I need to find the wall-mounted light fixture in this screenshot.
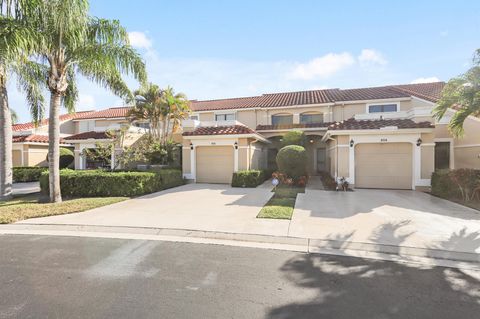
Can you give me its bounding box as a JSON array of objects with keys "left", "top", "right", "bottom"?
[
  {"left": 350, "top": 139, "right": 354, "bottom": 147},
  {"left": 190, "top": 142, "right": 193, "bottom": 150},
  {"left": 309, "top": 139, "right": 314, "bottom": 144},
  {"left": 416, "top": 138, "right": 422, "bottom": 147},
  {"left": 234, "top": 142, "right": 238, "bottom": 150}
]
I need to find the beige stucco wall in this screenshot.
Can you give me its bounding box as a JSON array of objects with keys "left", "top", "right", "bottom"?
[
  {"left": 199, "top": 112, "right": 214, "bottom": 121},
  {"left": 236, "top": 110, "right": 257, "bottom": 128},
  {"left": 25, "top": 145, "right": 49, "bottom": 167},
  {"left": 326, "top": 139, "right": 337, "bottom": 177},
  {"left": 12, "top": 150, "right": 22, "bottom": 167},
  {"left": 421, "top": 146, "right": 435, "bottom": 179}
]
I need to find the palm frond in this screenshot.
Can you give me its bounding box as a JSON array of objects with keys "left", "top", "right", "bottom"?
[{"left": 63, "top": 67, "right": 78, "bottom": 112}]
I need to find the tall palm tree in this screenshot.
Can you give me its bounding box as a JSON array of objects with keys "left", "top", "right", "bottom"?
[
  {"left": 31, "top": 0, "right": 147, "bottom": 202},
  {"left": 0, "top": 0, "right": 45, "bottom": 201},
  {"left": 164, "top": 86, "right": 190, "bottom": 143},
  {"left": 433, "top": 49, "right": 480, "bottom": 137},
  {"left": 128, "top": 83, "right": 167, "bottom": 141}
]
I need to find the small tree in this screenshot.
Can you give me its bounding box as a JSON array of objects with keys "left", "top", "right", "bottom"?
[
  {"left": 276, "top": 145, "right": 307, "bottom": 179},
  {"left": 282, "top": 130, "right": 306, "bottom": 147}
]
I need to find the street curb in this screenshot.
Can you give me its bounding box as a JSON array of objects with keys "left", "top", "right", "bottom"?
[{"left": 1, "top": 223, "right": 479, "bottom": 270}]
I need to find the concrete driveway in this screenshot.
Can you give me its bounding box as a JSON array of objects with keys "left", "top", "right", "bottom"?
[
  {"left": 19, "top": 183, "right": 290, "bottom": 236},
  {"left": 289, "top": 189, "right": 480, "bottom": 255}
]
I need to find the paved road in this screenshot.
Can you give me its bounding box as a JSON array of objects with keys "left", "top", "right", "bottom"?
[{"left": 1, "top": 235, "right": 479, "bottom": 319}]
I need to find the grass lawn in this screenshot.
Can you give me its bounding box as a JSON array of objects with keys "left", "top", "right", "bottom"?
[
  {"left": 0, "top": 194, "right": 127, "bottom": 224},
  {"left": 257, "top": 197, "right": 296, "bottom": 219}
]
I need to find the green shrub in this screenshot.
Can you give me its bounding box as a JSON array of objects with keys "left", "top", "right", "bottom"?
[
  {"left": 13, "top": 167, "right": 48, "bottom": 182},
  {"left": 431, "top": 169, "right": 480, "bottom": 202},
  {"left": 231, "top": 169, "right": 273, "bottom": 187},
  {"left": 282, "top": 130, "right": 305, "bottom": 147},
  {"left": 40, "top": 169, "right": 183, "bottom": 197},
  {"left": 276, "top": 145, "right": 307, "bottom": 179},
  {"left": 46, "top": 147, "right": 75, "bottom": 168}
]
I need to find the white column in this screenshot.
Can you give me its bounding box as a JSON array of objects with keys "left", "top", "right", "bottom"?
[
  {"left": 348, "top": 143, "right": 355, "bottom": 185},
  {"left": 190, "top": 146, "right": 196, "bottom": 181},
  {"left": 293, "top": 113, "right": 300, "bottom": 124},
  {"left": 234, "top": 145, "right": 239, "bottom": 172},
  {"left": 413, "top": 142, "right": 421, "bottom": 190}
]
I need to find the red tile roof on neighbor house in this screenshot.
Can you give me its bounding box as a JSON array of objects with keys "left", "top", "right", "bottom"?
[
  {"left": 183, "top": 125, "right": 256, "bottom": 136},
  {"left": 64, "top": 131, "right": 111, "bottom": 140},
  {"left": 12, "top": 134, "right": 67, "bottom": 144},
  {"left": 190, "top": 82, "right": 445, "bottom": 111},
  {"left": 12, "top": 111, "right": 95, "bottom": 132},
  {"left": 327, "top": 118, "right": 434, "bottom": 131},
  {"left": 73, "top": 106, "right": 132, "bottom": 120}
]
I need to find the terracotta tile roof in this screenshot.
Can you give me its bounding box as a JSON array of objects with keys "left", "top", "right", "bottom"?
[
  {"left": 183, "top": 125, "right": 256, "bottom": 136},
  {"left": 12, "top": 111, "right": 95, "bottom": 132},
  {"left": 389, "top": 82, "right": 445, "bottom": 103},
  {"left": 12, "top": 134, "right": 67, "bottom": 143},
  {"left": 64, "top": 131, "right": 111, "bottom": 140},
  {"left": 190, "top": 82, "right": 445, "bottom": 111},
  {"left": 73, "top": 106, "right": 132, "bottom": 119},
  {"left": 256, "top": 122, "right": 332, "bottom": 131},
  {"left": 327, "top": 118, "right": 434, "bottom": 131}
]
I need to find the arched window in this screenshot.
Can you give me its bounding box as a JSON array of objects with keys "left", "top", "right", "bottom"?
[
  {"left": 300, "top": 112, "right": 323, "bottom": 124},
  {"left": 271, "top": 113, "right": 293, "bottom": 125}
]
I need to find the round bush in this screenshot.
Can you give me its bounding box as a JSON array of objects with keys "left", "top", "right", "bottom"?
[
  {"left": 47, "top": 147, "right": 74, "bottom": 168},
  {"left": 276, "top": 145, "right": 307, "bottom": 179}
]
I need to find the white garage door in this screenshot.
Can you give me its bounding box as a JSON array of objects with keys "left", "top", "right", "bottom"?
[
  {"left": 355, "top": 143, "right": 412, "bottom": 190},
  {"left": 196, "top": 146, "right": 234, "bottom": 184}
]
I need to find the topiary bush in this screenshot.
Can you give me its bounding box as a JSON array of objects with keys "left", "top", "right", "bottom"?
[
  {"left": 40, "top": 169, "right": 183, "bottom": 197},
  {"left": 276, "top": 145, "right": 307, "bottom": 179},
  {"left": 59, "top": 147, "right": 75, "bottom": 168},
  {"left": 13, "top": 167, "right": 48, "bottom": 182},
  {"left": 281, "top": 130, "right": 306, "bottom": 147},
  {"left": 231, "top": 170, "right": 266, "bottom": 187}
]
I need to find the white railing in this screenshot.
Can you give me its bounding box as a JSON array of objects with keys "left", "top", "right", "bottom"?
[{"left": 354, "top": 111, "right": 408, "bottom": 120}]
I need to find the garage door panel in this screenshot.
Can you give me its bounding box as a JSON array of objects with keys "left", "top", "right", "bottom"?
[
  {"left": 196, "top": 146, "right": 234, "bottom": 184},
  {"left": 355, "top": 143, "right": 412, "bottom": 190}
]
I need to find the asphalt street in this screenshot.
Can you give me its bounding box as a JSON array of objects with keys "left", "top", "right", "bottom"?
[{"left": 0, "top": 234, "right": 479, "bottom": 318}]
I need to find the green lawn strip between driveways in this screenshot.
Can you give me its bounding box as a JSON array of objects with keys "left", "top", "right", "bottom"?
[
  {"left": 257, "top": 186, "right": 304, "bottom": 220},
  {"left": 0, "top": 194, "right": 127, "bottom": 224}
]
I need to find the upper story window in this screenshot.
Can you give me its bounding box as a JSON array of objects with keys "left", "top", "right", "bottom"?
[
  {"left": 272, "top": 114, "right": 293, "bottom": 125},
  {"left": 215, "top": 113, "right": 235, "bottom": 121},
  {"left": 300, "top": 113, "right": 323, "bottom": 124},
  {"left": 368, "top": 103, "right": 398, "bottom": 113},
  {"left": 132, "top": 122, "right": 150, "bottom": 129},
  {"left": 189, "top": 115, "right": 199, "bottom": 120}
]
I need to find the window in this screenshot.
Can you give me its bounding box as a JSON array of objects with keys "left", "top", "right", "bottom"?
[
  {"left": 435, "top": 142, "right": 450, "bottom": 170},
  {"left": 189, "top": 115, "right": 199, "bottom": 120},
  {"left": 215, "top": 113, "right": 235, "bottom": 121},
  {"left": 272, "top": 114, "right": 293, "bottom": 125},
  {"left": 368, "top": 103, "right": 398, "bottom": 113},
  {"left": 132, "top": 122, "right": 150, "bottom": 129},
  {"left": 300, "top": 113, "right": 323, "bottom": 124}
]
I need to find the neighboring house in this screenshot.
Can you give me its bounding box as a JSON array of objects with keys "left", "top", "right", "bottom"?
[
  {"left": 11, "top": 81, "right": 480, "bottom": 191},
  {"left": 181, "top": 82, "right": 480, "bottom": 190},
  {"left": 11, "top": 112, "right": 94, "bottom": 167}
]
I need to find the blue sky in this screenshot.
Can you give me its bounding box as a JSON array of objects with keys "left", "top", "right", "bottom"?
[{"left": 10, "top": 0, "right": 480, "bottom": 122}]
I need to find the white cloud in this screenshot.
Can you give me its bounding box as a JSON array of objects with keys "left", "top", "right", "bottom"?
[
  {"left": 77, "top": 94, "right": 96, "bottom": 111},
  {"left": 289, "top": 52, "right": 355, "bottom": 80},
  {"left": 358, "top": 49, "right": 388, "bottom": 66},
  {"left": 128, "top": 31, "right": 152, "bottom": 49},
  {"left": 410, "top": 77, "right": 440, "bottom": 84}
]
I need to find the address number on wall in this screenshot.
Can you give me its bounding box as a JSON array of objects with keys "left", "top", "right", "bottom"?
[{"left": 380, "top": 138, "right": 388, "bottom": 142}]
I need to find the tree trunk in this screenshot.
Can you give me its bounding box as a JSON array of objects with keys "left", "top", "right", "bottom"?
[
  {"left": 0, "top": 80, "right": 13, "bottom": 201},
  {"left": 48, "top": 92, "right": 62, "bottom": 203}
]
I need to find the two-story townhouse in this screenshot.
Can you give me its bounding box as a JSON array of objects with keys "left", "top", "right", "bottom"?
[{"left": 181, "top": 82, "right": 480, "bottom": 190}]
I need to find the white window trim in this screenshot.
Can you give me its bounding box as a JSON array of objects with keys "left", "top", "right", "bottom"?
[
  {"left": 434, "top": 138, "right": 454, "bottom": 169},
  {"left": 366, "top": 102, "right": 400, "bottom": 114},
  {"left": 214, "top": 111, "right": 236, "bottom": 121}
]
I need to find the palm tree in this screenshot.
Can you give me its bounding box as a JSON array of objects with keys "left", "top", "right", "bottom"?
[
  {"left": 128, "top": 83, "right": 167, "bottom": 141},
  {"left": 31, "top": 0, "right": 147, "bottom": 202},
  {"left": 163, "top": 86, "right": 190, "bottom": 143},
  {"left": 433, "top": 49, "right": 480, "bottom": 137},
  {"left": 0, "top": 0, "right": 45, "bottom": 200}
]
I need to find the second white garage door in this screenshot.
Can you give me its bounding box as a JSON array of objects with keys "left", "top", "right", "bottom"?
[
  {"left": 196, "top": 146, "right": 234, "bottom": 184},
  {"left": 355, "top": 143, "right": 413, "bottom": 190}
]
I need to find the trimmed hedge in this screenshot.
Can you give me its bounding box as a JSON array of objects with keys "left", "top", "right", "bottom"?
[
  {"left": 13, "top": 167, "right": 48, "bottom": 182},
  {"left": 431, "top": 169, "right": 480, "bottom": 202},
  {"left": 40, "top": 169, "right": 184, "bottom": 197},
  {"left": 231, "top": 169, "right": 272, "bottom": 188}
]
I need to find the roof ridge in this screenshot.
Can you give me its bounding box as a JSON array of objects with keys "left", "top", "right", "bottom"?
[{"left": 192, "top": 96, "right": 262, "bottom": 103}]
